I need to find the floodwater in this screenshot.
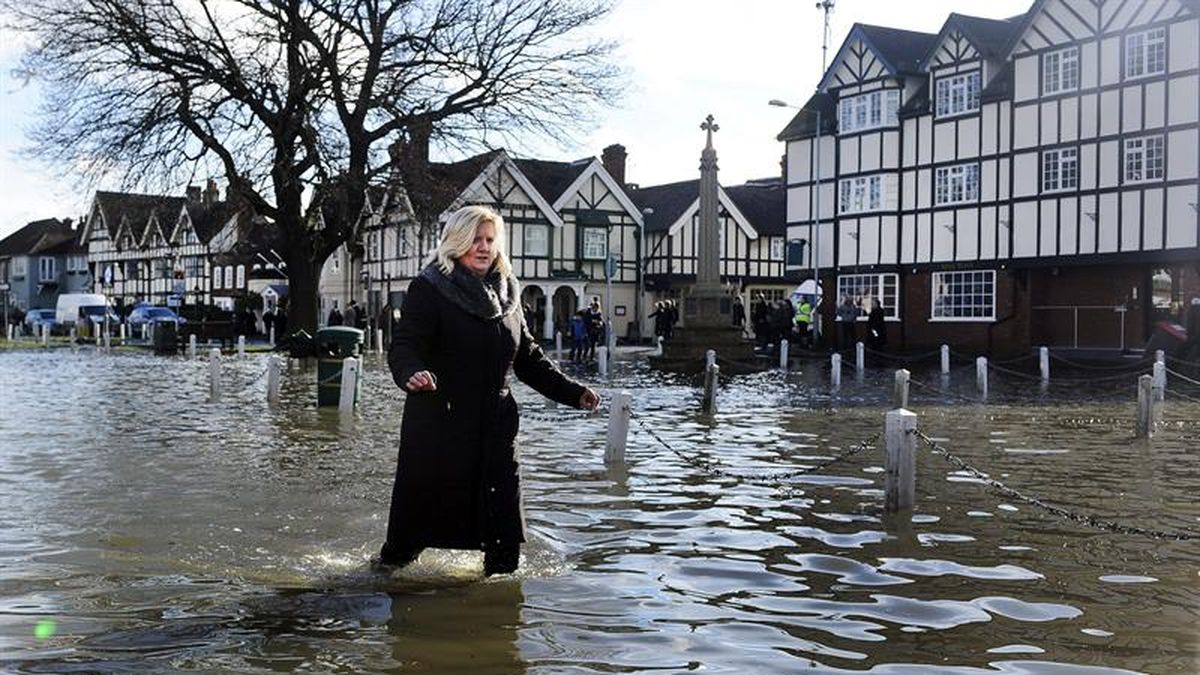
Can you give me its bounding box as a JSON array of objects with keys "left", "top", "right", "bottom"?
[{"left": 0, "top": 345, "right": 1197, "bottom": 673}]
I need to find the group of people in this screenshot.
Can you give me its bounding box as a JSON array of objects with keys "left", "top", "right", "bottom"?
[
  {"left": 326, "top": 299, "right": 367, "bottom": 329},
  {"left": 750, "top": 292, "right": 887, "bottom": 352},
  {"left": 648, "top": 299, "right": 679, "bottom": 340},
  {"left": 567, "top": 298, "right": 606, "bottom": 362}
]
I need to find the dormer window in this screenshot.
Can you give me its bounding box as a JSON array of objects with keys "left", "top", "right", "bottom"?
[
  {"left": 837, "top": 90, "right": 900, "bottom": 134},
  {"left": 1042, "top": 46, "right": 1079, "bottom": 95},
  {"left": 934, "top": 71, "right": 980, "bottom": 118}
]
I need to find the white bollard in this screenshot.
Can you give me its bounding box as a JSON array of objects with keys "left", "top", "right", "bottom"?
[
  {"left": 208, "top": 348, "right": 221, "bottom": 400},
  {"left": 856, "top": 341, "right": 864, "bottom": 374},
  {"left": 779, "top": 339, "right": 789, "bottom": 370},
  {"left": 1155, "top": 349, "right": 1165, "bottom": 365},
  {"left": 376, "top": 328, "right": 385, "bottom": 355},
  {"left": 338, "top": 356, "right": 360, "bottom": 416},
  {"left": 103, "top": 329, "right": 111, "bottom": 350},
  {"left": 894, "top": 369, "right": 910, "bottom": 409},
  {"left": 1040, "top": 346, "right": 1050, "bottom": 382},
  {"left": 119, "top": 323, "right": 126, "bottom": 342},
  {"left": 831, "top": 353, "right": 842, "bottom": 389},
  {"left": 655, "top": 335, "right": 664, "bottom": 356},
  {"left": 189, "top": 334, "right": 198, "bottom": 358},
  {"left": 269, "top": 326, "right": 276, "bottom": 347},
  {"left": 5, "top": 323, "right": 11, "bottom": 341},
  {"left": 705, "top": 349, "right": 716, "bottom": 370},
  {"left": 701, "top": 363, "right": 719, "bottom": 413},
  {"left": 267, "top": 355, "right": 282, "bottom": 406},
  {"left": 42, "top": 324, "right": 49, "bottom": 347},
  {"left": 597, "top": 346, "right": 609, "bottom": 378},
  {"left": 69, "top": 326, "right": 76, "bottom": 343},
  {"left": 884, "top": 408, "right": 918, "bottom": 512},
  {"left": 941, "top": 344, "right": 950, "bottom": 375},
  {"left": 604, "top": 390, "right": 632, "bottom": 465},
  {"left": 1136, "top": 374, "right": 1154, "bottom": 439},
  {"left": 237, "top": 335, "right": 246, "bottom": 357},
  {"left": 976, "top": 357, "right": 988, "bottom": 399},
  {"left": 1152, "top": 360, "right": 1166, "bottom": 404},
  {"left": 555, "top": 330, "right": 563, "bottom": 357}
]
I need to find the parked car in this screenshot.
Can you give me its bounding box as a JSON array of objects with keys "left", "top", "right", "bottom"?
[
  {"left": 56, "top": 293, "right": 110, "bottom": 327},
  {"left": 126, "top": 305, "right": 186, "bottom": 330},
  {"left": 23, "top": 308, "right": 58, "bottom": 335}
]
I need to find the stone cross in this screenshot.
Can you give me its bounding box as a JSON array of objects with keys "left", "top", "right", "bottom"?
[{"left": 701, "top": 114, "right": 719, "bottom": 150}]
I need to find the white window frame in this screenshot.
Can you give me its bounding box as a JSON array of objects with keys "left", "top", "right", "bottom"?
[
  {"left": 1041, "top": 147, "right": 1078, "bottom": 193},
  {"left": 931, "top": 270, "right": 995, "bottom": 322},
  {"left": 224, "top": 266, "right": 234, "bottom": 289},
  {"left": 934, "top": 164, "right": 980, "bottom": 205},
  {"left": 837, "top": 273, "right": 900, "bottom": 321},
  {"left": 838, "top": 175, "right": 884, "bottom": 214},
  {"left": 769, "top": 237, "right": 784, "bottom": 260},
  {"left": 523, "top": 223, "right": 549, "bottom": 257},
  {"left": 1123, "top": 135, "right": 1165, "bottom": 183},
  {"left": 1125, "top": 27, "right": 1166, "bottom": 79},
  {"left": 38, "top": 256, "right": 56, "bottom": 282},
  {"left": 12, "top": 257, "right": 27, "bottom": 278},
  {"left": 67, "top": 255, "right": 87, "bottom": 272},
  {"left": 934, "top": 71, "right": 981, "bottom": 118},
  {"left": 236, "top": 264, "right": 245, "bottom": 288},
  {"left": 837, "top": 89, "right": 900, "bottom": 134},
  {"left": 581, "top": 227, "right": 607, "bottom": 260},
  {"left": 1042, "top": 46, "right": 1079, "bottom": 95},
  {"left": 212, "top": 267, "right": 222, "bottom": 290}
]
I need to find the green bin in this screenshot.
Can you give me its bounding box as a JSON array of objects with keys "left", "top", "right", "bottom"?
[{"left": 316, "top": 326, "right": 364, "bottom": 406}]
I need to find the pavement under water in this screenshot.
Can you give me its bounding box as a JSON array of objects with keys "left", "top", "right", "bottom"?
[{"left": 0, "top": 346, "right": 1197, "bottom": 673}]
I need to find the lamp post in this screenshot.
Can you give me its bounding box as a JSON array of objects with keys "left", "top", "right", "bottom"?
[
  {"left": 770, "top": 98, "right": 824, "bottom": 344},
  {"left": 636, "top": 207, "right": 653, "bottom": 342}
]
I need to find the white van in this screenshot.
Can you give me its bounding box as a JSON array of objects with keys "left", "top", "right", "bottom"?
[{"left": 56, "top": 293, "right": 111, "bottom": 326}]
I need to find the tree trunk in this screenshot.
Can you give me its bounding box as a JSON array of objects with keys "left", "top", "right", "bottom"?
[{"left": 284, "top": 246, "right": 322, "bottom": 335}]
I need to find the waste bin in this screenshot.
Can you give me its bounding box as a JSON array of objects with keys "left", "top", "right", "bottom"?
[
  {"left": 151, "top": 320, "right": 178, "bottom": 354},
  {"left": 316, "top": 326, "right": 364, "bottom": 406}
]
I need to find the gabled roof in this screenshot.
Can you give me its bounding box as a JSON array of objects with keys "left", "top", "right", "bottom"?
[
  {"left": 630, "top": 179, "right": 772, "bottom": 240},
  {"left": 33, "top": 231, "right": 85, "bottom": 256},
  {"left": 549, "top": 158, "right": 644, "bottom": 226},
  {"left": 629, "top": 180, "right": 699, "bottom": 234},
  {"left": 724, "top": 180, "right": 786, "bottom": 237},
  {"left": 776, "top": 92, "right": 837, "bottom": 142},
  {"left": 404, "top": 150, "right": 503, "bottom": 226},
  {"left": 182, "top": 200, "right": 240, "bottom": 244},
  {"left": 0, "top": 218, "right": 73, "bottom": 257},
  {"left": 819, "top": 23, "right": 938, "bottom": 91},
  {"left": 918, "top": 13, "right": 1022, "bottom": 71},
  {"left": 92, "top": 191, "right": 182, "bottom": 244},
  {"left": 512, "top": 157, "right": 591, "bottom": 204}
]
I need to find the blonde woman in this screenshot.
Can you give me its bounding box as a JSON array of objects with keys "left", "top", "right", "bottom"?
[{"left": 382, "top": 205, "right": 599, "bottom": 576}]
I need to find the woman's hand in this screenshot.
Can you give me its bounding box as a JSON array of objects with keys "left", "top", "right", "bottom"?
[
  {"left": 578, "top": 387, "right": 600, "bottom": 411},
  {"left": 406, "top": 370, "right": 437, "bottom": 392}
]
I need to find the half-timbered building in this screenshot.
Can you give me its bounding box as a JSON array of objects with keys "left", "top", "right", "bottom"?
[{"left": 780, "top": 0, "right": 1199, "bottom": 354}]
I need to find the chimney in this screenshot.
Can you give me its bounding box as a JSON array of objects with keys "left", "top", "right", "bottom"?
[
  {"left": 202, "top": 179, "right": 219, "bottom": 205},
  {"left": 186, "top": 185, "right": 202, "bottom": 203},
  {"left": 408, "top": 119, "right": 431, "bottom": 168},
  {"left": 602, "top": 144, "right": 627, "bottom": 186}
]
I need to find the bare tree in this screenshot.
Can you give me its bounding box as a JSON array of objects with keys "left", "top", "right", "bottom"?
[{"left": 4, "top": 0, "right": 621, "bottom": 331}]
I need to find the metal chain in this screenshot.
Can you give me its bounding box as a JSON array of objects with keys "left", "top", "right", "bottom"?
[
  {"left": 914, "top": 429, "right": 1200, "bottom": 541},
  {"left": 1165, "top": 367, "right": 1200, "bottom": 388},
  {"left": 1048, "top": 352, "right": 1150, "bottom": 372},
  {"left": 862, "top": 346, "right": 943, "bottom": 363},
  {"left": 629, "top": 409, "right": 879, "bottom": 485}
]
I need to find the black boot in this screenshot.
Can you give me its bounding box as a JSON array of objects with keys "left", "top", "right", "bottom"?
[
  {"left": 483, "top": 545, "right": 519, "bottom": 577},
  {"left": 375, "top": 542, "right": 422, "bottom": 570}
]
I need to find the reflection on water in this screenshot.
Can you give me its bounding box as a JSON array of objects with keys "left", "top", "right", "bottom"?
[{"left": 0, "top": 348, "right": 1197, "bottom": 673}]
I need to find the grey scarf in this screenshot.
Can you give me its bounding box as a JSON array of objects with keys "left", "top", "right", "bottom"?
[{"left": 420, "top": 262, "right": 520, "bottom": 321}]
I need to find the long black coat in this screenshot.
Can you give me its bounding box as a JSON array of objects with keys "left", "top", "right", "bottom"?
[{"left": 385, "top": 272, "right": 586, "bottom": 554}]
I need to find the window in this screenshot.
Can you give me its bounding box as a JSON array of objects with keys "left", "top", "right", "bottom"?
[
  {"left": 1124, "top": 136, "right": 1165, "bottom": 182},
  {"left": 1043, "top": 46, "right": 1079, "bottom": 95},
  {"left": 932, "top": 270, "right": 995, "bottom": 321},
  {"left": 582, "top": 228, "right": 607, "bottom": 260},
  {"left": 0, "top": 260, "right": 7, "bottom": 283},
  {"left": 154, "top": 258, "right": 171, "bottom": 279},
  {"left": 236, "top": 265, "right": 245, "bottom": 288},
  {"left": 38, "top": 257, "right": 56, "bottom": 282},
  {"left": 183, "top": 228, "right": 199, "bottom": 245},
  {"left": 837, "top": 273, "right": 899, "bottom": 320},
  {"left": 11, "top": 257, "right": 26, "bottom": 278},
  {"left": 125, "top": 261, "right": 139, "bottom": 280},
  {"left": 67, "top": 255, "right": 87, "bottom": 272},
  {"left": 769, "top": 238, "right": 784, "bottom": 260},
  {"left": 185, "top": 257, "right": 204, "bottom": 278},
  {"left": 1125, "top": 27, "right": 1166, "bottom": 79},
  {"left": 1041, "top": 148, "right": 1078, "bottom": 192},
  {"left": 212, "top": 267, "right": 222, "bottom": 289},
  {"left": 934, "top": 71, "right": 981, "bottom": 117},
  {"left": 224, "top": 266, "right": 234, "bottom": 289},
  {"left": 934, "top": 164, "right": 980, "bottom": 205},
  {"left": 838, "top": 175, "right": 884, "bottom": 214},
  {"left": 524, "top": 224, "right": 549, "bottom": 257},
  {"left": 838, "top": 90, "right": 900, "bottom": 134}
]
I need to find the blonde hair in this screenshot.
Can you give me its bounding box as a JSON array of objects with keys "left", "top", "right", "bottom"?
[{"left": 431, "top": 205, "right": 513, "bottom": 277}]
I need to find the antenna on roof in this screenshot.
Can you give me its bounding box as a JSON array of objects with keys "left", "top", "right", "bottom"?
[{"left": 816, "top": 0, "right": 836, "bottom": 74}]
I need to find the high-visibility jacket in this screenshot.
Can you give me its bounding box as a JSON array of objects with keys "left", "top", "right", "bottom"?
[{"left": 795, "top": 301, "right": 813, "bottom": 325}]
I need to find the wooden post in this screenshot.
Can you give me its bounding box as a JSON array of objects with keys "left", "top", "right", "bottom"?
[
  {"left": 1136, "top": 374, "right": 1154, "bottom": 439},
  {"left": 188, "top": 334, "right": 197, "bottom": 358},
  {"left": 118, "top": 323, "right": 126, "bottom": 342},
  {"left": 893, "top": 369, "right": 910, "bottom": 409},
  {"left": 604, "top": 390, "right": 632, "bottom": 465},
  {"left": 855, "top": 341, "right": 864, "bottom": 374},
  {"left": 376, "top": 328, "right": 385, "bottom": 355},
  {"left": 42, "top": 324, "right": 50, "bottom": 347},
  {"left": 1152, "top": 360, "right": 1166, "bottom": 402},
  {"left": 555, "top": 330, "right": 563, "bottom": 357},
  {"left": 597, "top": 346, "right": 609, "bottom": 378},
  {"left": 338, "top": 356, "right": 359, "bottom": 416},
  {"left": 940, "top": 344, "right": 950, "bottom": 375},
  {"left": 779, "top": 338, "right": 789, "bottom": 370},
  {"left": 208, "top": 348, "right": 221, "bottom": 401},
  {"left": 831, "top": 353, "right": 842, "bottom": 388},
  {"left": 267, "top": 355, "right": 282, "bottom": 406},
  {"left": 269, "top": 325, "right": 276, "bottom": 347},
  {"left": 884, "top": 408, "right": 918, "bottom": 513},
  {"left": 705, "top": 349, "right": 716, "bottom": 370},
  {"left": 5, "top": 323, "right": 11, "bottom": 340},
  {"left": 976, "top": 357, "right": 988, "bottom": 399},
  {"left": 237, "top": 335, "right": 246, "bottom": 357},
  {"left": 1039, "top": 346, "right": 1049, "bottom": 382},
  {"left": 701, "top": 363, "right": 719, "bottom": 413},
  {"left": 655, "top": 335, "right": 664, "bottom": 356}
]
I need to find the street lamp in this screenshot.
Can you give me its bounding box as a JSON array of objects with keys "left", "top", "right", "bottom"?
[{"left": 769, "top": 98, "right": 824, "bottom": 342}]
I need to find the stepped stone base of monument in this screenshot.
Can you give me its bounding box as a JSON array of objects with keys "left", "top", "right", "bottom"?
[{"left": 649, "top": 325, "right": 765, "bottom": 374}]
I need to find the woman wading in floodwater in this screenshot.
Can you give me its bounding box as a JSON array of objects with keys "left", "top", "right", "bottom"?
[{"left": 381, "top": 205, "right": 600, "bottom": 576}]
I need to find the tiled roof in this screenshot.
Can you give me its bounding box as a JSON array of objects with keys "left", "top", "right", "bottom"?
[
  {"left": 0, "top": 218, "right": 72, "bottom": 256},
  {"left": 32, "top": 231, "right": 85, "bottom": 256},
  {"left": 776, "top": 92, "right": 837, "bottom": 142},
  {"left": 857, "top": 24, "right": 939, "bottom": 75},
  {"left": 93, "top": 191, "right": 183, "bottom": 242},
  {"left": 184, "top": 200, "right": 239, "bottom": 243},
  {"left": 512, "top": 157, "right": 591, "bottom": 203},
  {"left": 404, "top": 150, "right": 502, "bottom": 225},
  {"left": 951, "top": 14, "right": 1022, "bottom": 60},
  {"left": 629, "top": 180, "right": 698, "bottom": 234},
  {"left": 725, "top": 179, "right": 786, "bottom": 237}
]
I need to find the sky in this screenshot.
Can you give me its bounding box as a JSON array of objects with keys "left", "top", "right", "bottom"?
[{"left": 0, "top": 0, "right": 1036, "bottom": 241}]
